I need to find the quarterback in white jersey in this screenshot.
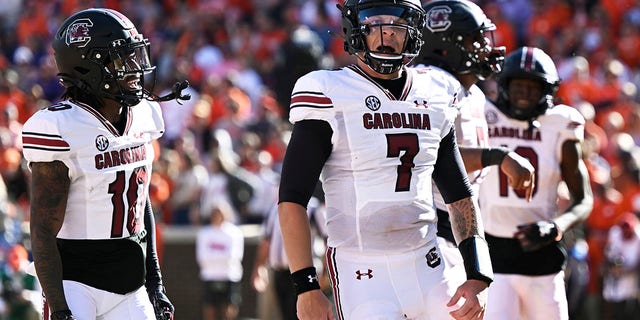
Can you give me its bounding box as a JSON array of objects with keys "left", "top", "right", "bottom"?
[
  {"left": 480, "top": 47, "right": 593, "bottom": 320},
  {"left": 278, "top": 1, "right": 493, "bottom": 320},
  {"left": 23, "top": 8, "right": 183, "bottom": 320},
  {"left": 291, "top": 64, "right": 460, "bottom": 252}
]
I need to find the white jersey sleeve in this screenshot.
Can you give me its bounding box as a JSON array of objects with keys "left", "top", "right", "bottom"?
[
  {"left": 480, "top": 101, "right": 585, "bottom": 237},
  {"left": 433, "top": 83, "right": 489, "bottom": 211},
  {"left": 22, "top": 100, "right": 164, "bottom": 240},
  {"left": 289, "top": 65, "right": 460, "bottom": 253}
]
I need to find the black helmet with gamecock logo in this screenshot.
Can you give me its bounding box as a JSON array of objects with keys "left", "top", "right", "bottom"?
[
  {"left": 418, "top": 0, "right": 504, "bottom": 80},
  {"left": 53, "top": 8, "right": 155, "bottom": 107}
]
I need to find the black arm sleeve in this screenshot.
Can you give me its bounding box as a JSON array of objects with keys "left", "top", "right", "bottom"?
[
  {"left": 278, "top": 120, "right": 333, "bottom": 207},
  {"left": 432, "top": 127, "right": 473, "bottom": 204},
  {"left": 144, "top": 197, "right": 163, "bottom": 290}
]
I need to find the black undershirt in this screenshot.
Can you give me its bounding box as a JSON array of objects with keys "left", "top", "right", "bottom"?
[{"left": 370, "top": 72, "right": 407, "bottom": 99}]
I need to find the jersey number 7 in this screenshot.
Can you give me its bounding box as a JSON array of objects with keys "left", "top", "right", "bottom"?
[{"left": 386, "top": 133, "right": 419, "bottom": 192}]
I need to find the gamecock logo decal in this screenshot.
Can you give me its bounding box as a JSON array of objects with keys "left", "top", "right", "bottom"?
[
  {"left": 426, "top": 6, "right": 452, "bottom": 33},
  {"left": 66, "top": 18, "right": 94, "bottom": 48}
]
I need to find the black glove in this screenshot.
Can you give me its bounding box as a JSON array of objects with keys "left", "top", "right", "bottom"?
[
  {"left": 514, "top": 220, "right": 560, "bottom": 252},
  {"left": 51, "top": 310, "right": 76, "bottom": 320},
  {"left": 148, "top": 286, "right": 174, "bottom": 320}
]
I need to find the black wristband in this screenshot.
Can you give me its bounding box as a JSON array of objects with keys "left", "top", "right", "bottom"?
[
  {"left": 458, "top": 235, "right": 494, "bottom": 285},
  {"left": 51, "top": 310, "right": 75, "bottom": 320},
  {"left": 290, "top": 266, "right": 321, "bottom": 295},
  {"left": 481, "top": 147, "right": 510, "bottom": 168}
]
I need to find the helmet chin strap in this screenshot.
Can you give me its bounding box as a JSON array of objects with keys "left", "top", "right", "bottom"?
[
  {"left": 362, "top": 51, "right": 404, "bottom": 74},
  {"left": 99, "top": 80, "right": 192, "bottom": 107},
  {"left": 150, "top": 80, "right": 191, "bottom": 104},
  {"left": 147, "top": 80, "right": 192, "bottom": 104}
]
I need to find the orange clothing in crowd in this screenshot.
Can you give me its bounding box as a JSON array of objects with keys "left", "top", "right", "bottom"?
[
  {"left": 616, "top": 24, "right": 640, "bottom": 68},
  {"left": 617, "top": 184, "right": 640, "bottom": 217},
  {"left": 0, "top": 89, "right": 28, "bottom": 124},
  {"left": 557, "top": 76, "right": 598, "bottom": 107},
  {"left": 585, "top": 187, "right": 624, "bottom": 294},
  {"left": 483, "top": 3, "right": 517, "bottom": 52},
  {"left": 526, "top": 1, "right": 572, "bottom": 43},
  {"left": 492, "top": 19, "right": 518, "bottom": 53},
  {"left": 593, "top": 81, "right": 622, "bottom": 111},
  {"left": 600, "top": 0, "right": 636, "bottom": 33}
]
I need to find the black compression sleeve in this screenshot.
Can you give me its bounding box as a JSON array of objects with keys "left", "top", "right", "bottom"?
[
  {"left": 144, "top": 197, "right": 163, "bottom": 290},
  {"left": 278, "top": 120, "right": 332, "bottom": 207},
  {"left": 432, "top": 128, "right": 473, "bottom": 203}
]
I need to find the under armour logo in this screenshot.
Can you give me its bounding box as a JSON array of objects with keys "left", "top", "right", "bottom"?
[
  {"left": 355, "top": 269, "right": 373, "bottom": 280},
  {"left": 307, "top": 274, "right": 318, "bottom": 283},
  {"left": 414, "top": 99, "right": 428, "bottom": 108},
  {"left": 426, "top": 247, "right": 441, "bottom": 268}
]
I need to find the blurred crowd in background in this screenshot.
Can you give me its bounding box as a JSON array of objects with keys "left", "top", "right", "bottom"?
[{"left": 1, "top": 0, "right": 640, "bottom": 319}]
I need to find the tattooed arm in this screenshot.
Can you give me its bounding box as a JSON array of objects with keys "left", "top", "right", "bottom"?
[
  {"left": 446, "top": 197, "right": 492, "bottom": 319},
  {"left": 433, "top": 129, "right": 492, "bottom": 320},
  {"left": 447, "top": 197, "right": 483, "bottom": 243},
  {"left": 30, "top": 161, "right": 71, "bottom": 313}
]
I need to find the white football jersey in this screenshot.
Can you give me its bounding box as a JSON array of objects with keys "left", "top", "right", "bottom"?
[
  {"left": 289, "top": 65, "right": 460, "bottom": 253},
  {"left": 479, "top": 101, "right": 585, "bottom": 237},
  {"left": 433, "top": 78, "right": 490, "bottom": 211},
  {"left": 22, "top": 100, "right": 164, "bottom": 240}
]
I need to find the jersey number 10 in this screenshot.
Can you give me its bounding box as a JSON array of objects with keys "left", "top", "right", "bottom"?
[{"left": 108, "top": 166, "right": 148, "bottom": 238}]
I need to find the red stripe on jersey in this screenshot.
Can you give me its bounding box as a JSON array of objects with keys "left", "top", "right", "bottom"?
[
  {"left": 568, "top": 121, "right": 583, "bottom": 129},
  {"left": 75, "top": 101, "right": 120, "bottom": 136},
  {"left": 522, "top": 47, "right": 534, "bottom": 72},
  {"left": 43, "top": 296, "right": 50, "bottom": 320},
  {"left": 291, "top": 94, "right": 332, "bottom": 106},
  {"left": 23, "top": 136, "right": 70, "bottom": 148},
  {"left": 327, "top": 247, "right": 345, "bottom": 320}
]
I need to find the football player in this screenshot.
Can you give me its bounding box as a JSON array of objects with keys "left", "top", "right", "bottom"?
[
  {"left": 278, "top": 0, "right": 492, "bottom": 319},
  {"left": 480, "top": 46, "right": 594, "bottom": 320},
  {"left": 22, "top": 8, "right": 185, "bottom": 320},
  {"left": 417, "top": 0, "right": 535, "bottom": 283}
]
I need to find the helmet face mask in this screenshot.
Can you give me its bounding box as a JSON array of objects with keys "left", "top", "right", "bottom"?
[
  {"left": 496, "top": 46, "right": 560, "bottom": 121},
  {"left": 53, "top": 8, "right": 156, "bottom": 107},
  {"left": 419, "top": 0, "right": 504, "bottom": 80},
  {"left": 341, "top": 0, "right": 425, "bottom": 74},
  {"left": 109, "top": 40, "right": 153, "bottom": 79}
]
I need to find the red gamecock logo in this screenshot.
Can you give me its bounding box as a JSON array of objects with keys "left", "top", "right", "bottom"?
[
  {"left": 66, "top": 18, "right": 94, "bottom": 48},
  {"left": 426, "top": 6, "right": 452, "bottom": 33}
]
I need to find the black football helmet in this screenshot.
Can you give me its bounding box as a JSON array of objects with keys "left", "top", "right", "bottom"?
[
  {"left": 339, "top": 0, "right": 426, "bottom": 74},
  {"left": 496, "top": 46, "right": 560, "bottom": 121},
  {"left": 53, "top": 8, "right": 155, "bottom": 107},
  {"left": 419, "top": 0, "right": 504, "bottom": 80}
]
